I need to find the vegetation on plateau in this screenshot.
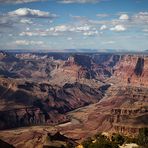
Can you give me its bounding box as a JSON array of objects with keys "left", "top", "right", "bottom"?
[{"left": 81, "top": 128, "right": 148, "bottom": 148}]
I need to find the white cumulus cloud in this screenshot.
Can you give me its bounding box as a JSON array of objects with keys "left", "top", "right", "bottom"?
[
  {"left": 8, "top": 8, "right": 57, "bottom": 19},
  {"left": 100, "top": 25, "right": 107, "bottom": 30},
  {"left": 110, "top": 25, "right": 126, "bottom": 32},
  {"left": 119, "top": 14, "right": 129, "bottom": 20}
]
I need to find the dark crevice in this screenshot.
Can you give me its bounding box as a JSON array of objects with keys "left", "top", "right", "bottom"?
[{"left": 134, "top": 58, "right": 144, "bottom": 76}]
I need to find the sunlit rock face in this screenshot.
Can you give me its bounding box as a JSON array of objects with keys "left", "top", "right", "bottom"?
[{"left": 114, "top": 55, "right": 148, "bottom": 86}]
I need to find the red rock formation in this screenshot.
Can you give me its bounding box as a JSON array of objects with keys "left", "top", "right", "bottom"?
[{"left": 114, "top": 55, "right": 148, "bottom": 86}]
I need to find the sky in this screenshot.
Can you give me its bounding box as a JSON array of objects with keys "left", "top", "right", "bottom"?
[{"left": 0, "top": 0, "right": 148, "bottom": 51}]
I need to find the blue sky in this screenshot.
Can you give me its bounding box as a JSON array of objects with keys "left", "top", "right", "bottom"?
[{"left": 0, "top": 0, "right": 148, "bottom": 51}]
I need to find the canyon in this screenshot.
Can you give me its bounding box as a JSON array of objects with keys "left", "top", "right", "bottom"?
[{"left": 0, "top": 51, "right": 147, "bottom": 147}]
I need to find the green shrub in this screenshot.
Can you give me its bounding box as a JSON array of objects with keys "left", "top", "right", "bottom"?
[
  {"left": 137, "top": 128, "right": 148, "bottom": 147},
  {"left": 82, "top": 134, "right": 119, "bottom": 148},
  {"left": 111, "top": 133, "right": 125, "bottom": 145},
  {"left": 124, "top": 136, "right": 137, "bottom": 144},
  {"left": 82, "top": 137, "right": 93, "bottom": 148}
]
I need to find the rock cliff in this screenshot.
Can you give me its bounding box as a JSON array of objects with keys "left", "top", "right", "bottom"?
[{"left": 114, "top": 55, "right": 148, "bottom": 86}]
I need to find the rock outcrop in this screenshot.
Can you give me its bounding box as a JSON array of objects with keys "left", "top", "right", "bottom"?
[
  {"left": 114, "top": 55, "right": 148, "bottom": 86},
  {"left": 0, "top": 139, "right": 14, "bottom": 148},
  {"left": 0, "top": 107, "right": 45, "bottom": 130},
  {"left": 109, "top": 107, "right": 148, "bottom": 135}
]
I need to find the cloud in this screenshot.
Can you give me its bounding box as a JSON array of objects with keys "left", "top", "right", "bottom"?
[
  {"left": 58, "top": 0, "right": 106, "bottom": 4},
  {"left": 143, "top": 29, "right": 148, "bottom": 32},
  {"left": 50, "top": 24, "right": 92, "bottom": 33},
  {"left": 20, "top": 31, "right": 47, "bottom": 36},
  {"left": 8, "top": 8, "right": 57, "bottom": 19},
  {"left": 67, "top": 37, "right": 72, "bottom": 40},
  {"left": 96, "top": 13, "right": 109, "bottom": 18},
  {"left": 19, "top": 29, "right": 60, "bottom": 36},
  {"left": 19, "top": 31, "right": 35, "bottom": 36},
  {"left": 0, "top": 15, "right": 17, "bottom": 28},
  {"left": 52, "top": 25, "right": 69, "bottom": 32},
  {"left": 133, "top": 12, "right": 148, "bottom": 23},
  {"left": 15, "top": 40, "right": 43, "bottom": 45},
  {"left": 19, "top": 24, "right": 98, "bottom": 37},
  {"left": 100, "top": 25, "right": 107, "bottom": 30},
  {"left": 83, "top": 30, "right": 98, "bottom": 36},
  {"left": 110, "top": 25, "right": 126, "bottom": 32},
  {"left": 20, "top": 18, "right": 33, "bottom": 24},
  {"left": 0, "top": 0, "right": 43, "bottom": 4},
  {"left": 102, "top": 41, "right": 115, "bottom": 44},
  {"left": 70, "top": 15, "right": 88, "bottom": 22},
  {"left": 75, "top": 26, "right": 91, "bottom": 32},
  {"left": 0, "top": 0, "right": 108, "bottom": 4},
  {"left": 15, "top": 40, "right": 30, "bottom": 45},
  {"left": 0, "top": 8, "right": 57, "bottom": 33},
  {"left": 119, "top": 14, "right": 129, "bottom": 20}
]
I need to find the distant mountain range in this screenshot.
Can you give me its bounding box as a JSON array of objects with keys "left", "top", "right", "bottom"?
[{"left": 1, "top": 49, "right": 148, "bottom": 53}]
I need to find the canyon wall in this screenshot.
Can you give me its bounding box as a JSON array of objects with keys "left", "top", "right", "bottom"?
[
  {"left": 114, "top": 55, "right": 148, "bottom": 86},
  {"left": 0, "top": 77, "right": 107, "bottom": 129},
  {"left": 0, "top": 52, "right": 148, "bottom": 134}
]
